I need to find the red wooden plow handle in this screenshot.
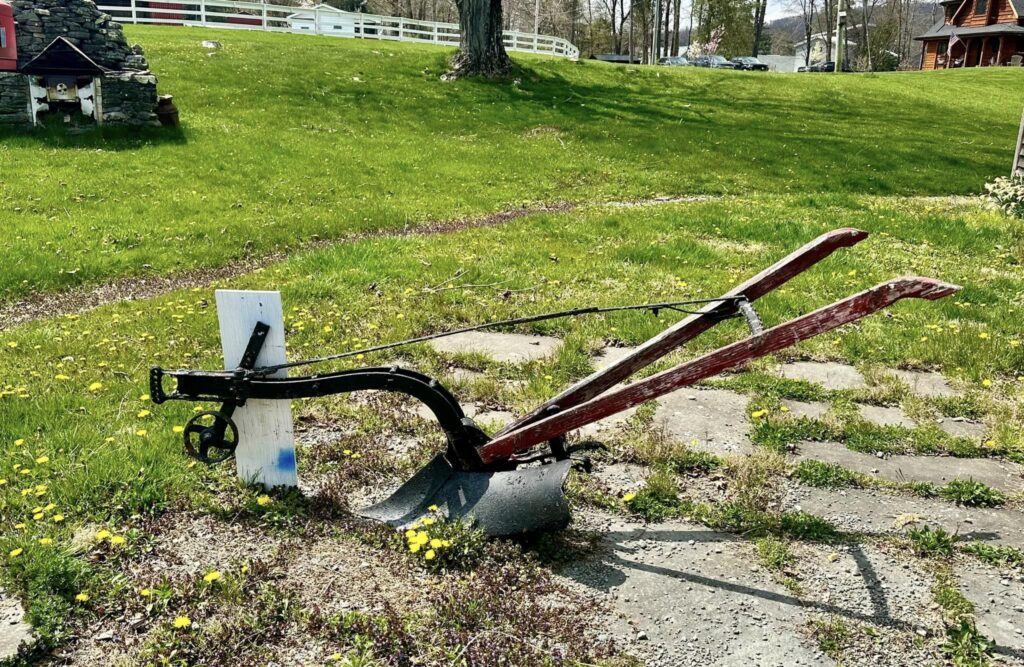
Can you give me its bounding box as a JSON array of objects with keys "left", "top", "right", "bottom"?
[
  {"left": 494, "top": 227, "right": 869, "bottom": 438},
  {"left": 479, "top": 277, "right": 958, "bottom": 464}
]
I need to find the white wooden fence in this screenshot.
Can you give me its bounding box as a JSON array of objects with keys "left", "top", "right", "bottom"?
[{"left": 96, "top": 0, "right": 579, "bottom": 59}]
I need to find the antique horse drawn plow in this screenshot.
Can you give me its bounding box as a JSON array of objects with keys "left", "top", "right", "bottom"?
[{"left": 150, "top": 229, "right": 958, "bottom": 535}]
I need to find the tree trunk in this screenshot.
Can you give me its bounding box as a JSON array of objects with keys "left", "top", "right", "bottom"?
[
  {"left": 449, "top": 0, "right": 512, "bottom": 77},
  {"left": 752, "top": 0, "right": 768, "bottom": 55},
  {"left": 672, "top": 0, "right": 681, "bottom": 54}
]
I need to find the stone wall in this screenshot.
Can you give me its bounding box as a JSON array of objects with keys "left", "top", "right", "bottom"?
[
  {"left": 100, "top": 72, "right": 159, "bottom": 126},
  {"left": 11, "top": 0, "right": 148, "bottom": 71},
  {"left": 0, "top": 72, "right": 30, "bottom": 128}
]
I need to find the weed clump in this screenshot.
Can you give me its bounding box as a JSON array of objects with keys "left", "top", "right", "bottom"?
[
  {"left": 907, "top": 525, "right": 957, "bottom": 557},
  {"left": 940, "top": 479, "right": 1004, "bottom": 507}
]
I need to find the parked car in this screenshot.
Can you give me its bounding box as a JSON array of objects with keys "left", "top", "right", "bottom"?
[
  {"left": 657, "top": 56, "right": 690, "bottom": 67},
  {"left": 730, "top": 56, "right": 769, "bottom": 71},
  {"left": 693, "top": 55, "right": 736, "bottom": 69},
  {"left": 799, "top": 61, "right": 851, "bottom": 72}
]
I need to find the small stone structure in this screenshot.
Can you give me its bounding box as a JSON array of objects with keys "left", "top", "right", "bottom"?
[{"left": 0, "top": 0, "right": 161, "bottom": 128}]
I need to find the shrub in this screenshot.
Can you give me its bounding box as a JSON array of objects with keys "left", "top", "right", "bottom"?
[
  {"left": 940, "top": 479, "right": 1004, "bottom": 507},
  {"left": 984, "top": 175, "right": 1024, "bottom": 217}
]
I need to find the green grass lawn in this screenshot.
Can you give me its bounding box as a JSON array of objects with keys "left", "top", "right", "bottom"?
[
  {"left": 2, "top": 194, "right": 1023, "bottom": 653},
  {"left": 0, "top": 26, "right": 1022, "bottom": 300},
  {"left": 3, "top": 26, "right": 1024, "bottom": 665}
]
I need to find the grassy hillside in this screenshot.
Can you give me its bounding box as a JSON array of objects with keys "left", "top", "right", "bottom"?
[{"left": 0, "top": 26, "right": 1022, "bottom": 299}]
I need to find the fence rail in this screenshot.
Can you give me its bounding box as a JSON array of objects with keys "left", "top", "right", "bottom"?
[{"left": 96, "top": 0, "right": 579, "bottom": 59}]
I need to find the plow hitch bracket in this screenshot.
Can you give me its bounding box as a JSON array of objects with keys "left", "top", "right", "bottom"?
[{"left": 150, "top": 228, "right": 959, "bottom": 536}]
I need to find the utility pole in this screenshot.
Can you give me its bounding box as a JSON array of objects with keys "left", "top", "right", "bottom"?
[{"left": 835, "top": 0, "right": 848, "bottom": 72}]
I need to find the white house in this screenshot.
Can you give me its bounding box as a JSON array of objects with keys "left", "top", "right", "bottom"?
[
  {"left": 287, "top": 4, "right": 362, "bottom": 37},
  {"left": 795, "top": 30, "right": 859, "bottom": 67}
]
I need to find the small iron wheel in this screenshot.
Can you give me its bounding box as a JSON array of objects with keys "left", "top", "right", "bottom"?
[{"left": 183, "top": 411, "right": 239, "bottom": 464}]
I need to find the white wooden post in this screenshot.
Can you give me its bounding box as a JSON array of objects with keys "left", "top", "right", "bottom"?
[
  {"left": 200, "top": 0, "right": 207, "bottom": 25},
  {"left": 262, "top": 1, "right": 268, "bottom": 29},
  {"left": 398, "top": 17, "right": 404, "bottom": 40},
  {"left": 314, "top": 5, "right": 320, "bottom": 34},
  {"left": 215, "top": 290, "right": 298, "bottom": 488},
  {"left": 130, "top": 0, "right": 137, "bottom": 23}
]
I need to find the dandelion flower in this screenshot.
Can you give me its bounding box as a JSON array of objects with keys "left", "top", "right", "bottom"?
[
  {"left": 172, "top": 425, "right": 184, "bottom": 434},
  {"left": 424, "top": 549, "right": 436, "bottom": 560},
  {"left": 256, "top": 495, "right": 272, "bottom": 506},
  {"left": 38, "top": 538, "right": 53, "bottom": 545},
  {"left": 75, "top": 593, "right": 89, "bottom": 602},
  {"left": 623, "top": 492, "right": 636, "bottom": 502},
  {"left": 409, "top": 542, "right": 421, "bottom": 553},
  {"left": 203, "top": 570, "right": 222, "bottom": 583},
  {"left": 140, "top": 588, "right": 152, "bottom": 597},
  {"left": 33, "top": 512, "right": 43, "bottom": 520},
  {"left": 88, "top": 382, "right": 103, "bottom": 392},
  {"left": 404, "top": 529, "right": 417, "bottom": 540},
  {"left": 110, "top": 535, "right": 126, "bottom": 546},
  {"left": 979, "top": 332, "right": 990, "bottom": 340},
  {"left": 173, "top": 616, "right": 192, "bottom": 629},
  {"left": 427, "top": 504, "right": 439, "bottom": 512},
  {"left": 34, "top": 456, "right": 48, "bottom": 465},
  {"left": 52, "top": 514, "right": 64, "bottom": 523},
  {"left": 137, "top": 410, "right": 151, "bottom": 418},
  {"left": 135, "top": 429, "right": 147, "bottom": 437},
  {"left": 430, "top": 538, "right": 442, "bottom": 548},
  {"left": 8, "top": 548, "right": 22, "bottom": 558},
  {"left": 95, "top": 529, "right": 112, "bottom": 541},
  {"left": 14, "top": 439, "right": 24, "bottom": 446},
  {"left": 421, "top": 518, "right": 434, "bottom": 526},
  {"left": 139, "top": 393, "right": 151, "bottom": 401},
  {"left": 982, "top": 379, "right": 993, "bottom": 387},
  {"left": 750, "top": 409, "right": 768, "bottom": 419}
]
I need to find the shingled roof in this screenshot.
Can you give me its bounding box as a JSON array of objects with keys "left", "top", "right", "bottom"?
[{"left": 915, "top": 17, "right": 1024, "bottom": 39}]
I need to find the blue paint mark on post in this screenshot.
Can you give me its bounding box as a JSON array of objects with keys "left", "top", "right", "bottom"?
[{"left": 277, "top": 448, "right": 296, "bottom": 472}]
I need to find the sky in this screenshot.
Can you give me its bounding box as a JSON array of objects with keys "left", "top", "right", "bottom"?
[{"left": 765, "top": 0, "right": 794, "bottom": 22}]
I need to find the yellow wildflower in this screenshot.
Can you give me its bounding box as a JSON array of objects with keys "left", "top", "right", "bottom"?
[
  {"left": 427, "top": 504, "right": 439, "bottom": 512},
  {"left": 430, "top": 538, "right": 442, "bottom": 549},
  {"left": 173, "top": 616, "right": 192, "bottom": 629},
  {"left": 38, "top": 538, "right": 53, "bottom": 545},
  {"left": 8, "top": 548, "right": 23, "bottom": 558},
  {"left": 88, "top": 382, "right": 103, "bottom": 392},
  {"left": 136, "top": 429, "right": 147, "bottom": 437},
  {"left": 35, "top": 456, "right": 48, "bottom": 464},
  {"left": 409, "top": 542, "right": 421, "bottom": 553},
  {"left": 203, "top": 570, "right": 222, "bottom": 583},
  {"left": 982, "top": 379, "right": 993, "bottom": 387},
  {"left": 52, "top": 514, "right": 64, "bottom": 523},
  {"left": 110, "top": 535, "right": 126, "bottom": 546},
  {"left": 14, "top": 439, "right": 24, "bottom": 446},
  {"left": 75, "top": 593, "right": 89, "bottom": 602},
  {"left": 424, "top": 549, "right": 436, "bottom": 560},
  {"left": 256, "top": 495, "right": 272, "bottom": 506},
  {"left": 623, "top": 492, "right": 637, "bottom": 502},
  {"left": 140, "top": 588, "right": 152, "bottom": 597},
  {"left": 95, "top": 529, "right": 112, "bottom": 541},
  {"left": 172, "top": 425, "right": 184, "bottom": 434},
  {"left": 137, "top": 410, "right": 151, "bottom": 418},
  {"left": 750, "top": 409, "right": 768, "bottom": 419}
]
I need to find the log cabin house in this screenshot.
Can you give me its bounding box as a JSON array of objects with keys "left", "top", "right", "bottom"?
[{"left": 916, "top": 0, "right": 1024, "bottom": 69}]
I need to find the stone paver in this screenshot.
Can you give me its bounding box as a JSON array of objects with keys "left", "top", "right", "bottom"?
[
  {"left": 591, "top": 463, "right": 648, "bottom": 495},
  {"left": 959, "top": 564, "right": 1024, "bottom": 655},
  {"left": 577, "top": 406, "right": 639, "bottom": 440},
  {"left": 428, "top": 331, "right": 561, "bottom": 364},
  {"left": 653, "top": 388, "right": 752, "bottom": 457},
  {"left": 891, "top": 370, "right": 957, "bottom": 398},
  {"left": 857, "top": 405, "right": 916, "bottom": 429},
  {"left": 0, "top": 590, "right": 32, "bottom": 662},
  {"left": 414, "top": 403, "right": 515, "bottom": 429},
  {"left": 935, "top": 417, "right": 987, "bottom": 440},
  {"left": 785, "top": 487, "right": 1024, "bottom": 548},
  {"left": 592, "top": 346, "right": 638, "bottom": 371},
  {"left": 782, "top": 399, "right": 830, "bottom": 420},
  {"left": 789, "top": 543, "right": 945, "bottom": 666},
  {"left": 792, "top": 441, "right": 1024, "bottom": 493},
  {"left": 448, "top": 367, "right": 485, "bottom": 382},
  {"left": 559, "top": 512, "right": 833, "bottom": 667},
  {"left": 780, "top": 362, "right": 868, "bottom": 391}
]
